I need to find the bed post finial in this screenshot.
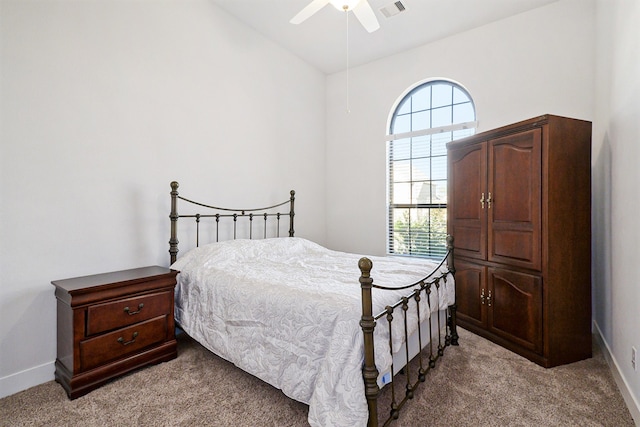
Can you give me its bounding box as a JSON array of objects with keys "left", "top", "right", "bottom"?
[
  {"left": 358, "top": 257, "right": 372, "bottom": 277},
  {"left": 289, "top": 190, "right": 295, "bottom": 237},
  {"left": 169, "top": 181, "right": 180, "bottom": 265},
  {"left": 446, "top": 234, "right": 455, "bottom": 275},
  {"left": 359, "top": 257, "right": 379, "bottom": 427}
]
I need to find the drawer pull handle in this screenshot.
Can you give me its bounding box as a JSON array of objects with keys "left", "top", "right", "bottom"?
[
  {"left": 123, "top": 303, "right": 144, "bottom": 315},
  {"left": 117, "top": 332, "right": 139, "bottom": 346}
]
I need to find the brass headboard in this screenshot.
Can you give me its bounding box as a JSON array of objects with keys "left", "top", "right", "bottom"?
[{"left": 169, "top": 181, "right": 295, "bottom": 264}]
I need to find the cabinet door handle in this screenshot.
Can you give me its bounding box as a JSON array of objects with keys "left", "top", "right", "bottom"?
[
  {"left": 480, "top": 289, "right": 486, "bottom": 305},
  {"left": 124, "top": 303, "right": 144, "bottom": 315},
  {"left": 487, "top": 290, "right": 492, "bottom": 307},
  {"left": 480, "top": 193, "right": 485, "bottom": 209},
  {"left": 117, "top": 331, "right": 138, "bottom": 346},
  {"left": 487, "top": 192, "right": 492, "bottom": 209}
]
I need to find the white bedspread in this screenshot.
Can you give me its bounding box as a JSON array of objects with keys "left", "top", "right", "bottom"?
[{"left": 172, "top": 237, "right": 454, "bottom": 427}]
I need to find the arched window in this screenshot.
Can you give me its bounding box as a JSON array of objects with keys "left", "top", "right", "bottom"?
[{"left": 387, "top": 79, "right": 476, "bottom": 257}]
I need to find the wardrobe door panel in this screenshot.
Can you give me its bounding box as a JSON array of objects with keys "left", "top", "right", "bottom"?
[
  {"left": 488, "top": 129, "right": 542, "bottom": 270},
  {"left": 448, "top": 142, "right": 487, "bottom": 261},
  {"left": 488, "top": 267, "right": 542, "bottom": 353},
  {"left": 454, "top": 260, "right": 487, "bottom": 329}
]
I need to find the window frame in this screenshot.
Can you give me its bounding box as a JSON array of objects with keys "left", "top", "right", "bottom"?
[{"left": 386, "top": 79, "right": 476, "bottom": 258}]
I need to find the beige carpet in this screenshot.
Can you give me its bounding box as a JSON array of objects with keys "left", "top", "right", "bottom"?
[{"left": 0, "top": 328, "right": 635, "bottom": 426}]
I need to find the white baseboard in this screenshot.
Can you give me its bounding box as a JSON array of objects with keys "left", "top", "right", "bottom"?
[
  {"left": 593, "top": 322, "right": 640, "bottom": 426},
  {"left": 0, "top": 361, "right": 55, "bottom": 399}
]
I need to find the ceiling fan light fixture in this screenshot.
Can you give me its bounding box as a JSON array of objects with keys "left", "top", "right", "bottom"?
[{"left": 329, "top": 0, "right": 362, "bottom": 11}]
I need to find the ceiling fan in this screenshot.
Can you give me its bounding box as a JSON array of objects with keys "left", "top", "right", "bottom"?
[{"left": 290, "top": 0, "right": 381, "bottom": 33}]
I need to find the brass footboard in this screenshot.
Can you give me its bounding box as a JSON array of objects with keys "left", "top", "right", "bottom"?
[{"left": 359, "top": 236, "right": 457, "bottom": 427}]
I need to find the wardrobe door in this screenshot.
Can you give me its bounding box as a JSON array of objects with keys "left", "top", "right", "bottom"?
[
  {"left": 448, "top": 142, "right": 487, "bottom": 261},
  {"left": 487, "top": 267, "right": 543, "bottom": 353},
  {"left": 454, "top": 259, "right": 487, "bottom": 329},
  {"left": 487, "top": 129, "right": 542, "bottom": 270}
]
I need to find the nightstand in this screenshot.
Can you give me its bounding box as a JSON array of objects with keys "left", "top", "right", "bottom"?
[{"left": 52, "top": 266, "right": 178, "bottom": 399}]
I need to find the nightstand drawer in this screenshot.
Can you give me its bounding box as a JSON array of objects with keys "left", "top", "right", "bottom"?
[
  {"left": 86, "top": 291, "right": 172, "bottom": 336},
  {"left": 79, "top": 315, "right": 168, "bottom": 371}
]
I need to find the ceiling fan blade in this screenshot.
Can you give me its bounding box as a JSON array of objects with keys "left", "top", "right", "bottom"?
[
  {"left": 290, "top": 0, "right": 330, "bottom": 24},
  {"left": 353, "top": 0, "right": 380, "bottom": 32}
]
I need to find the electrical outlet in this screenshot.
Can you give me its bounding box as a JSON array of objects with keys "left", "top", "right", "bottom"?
[{"left": 633, "top": 346, "right": 637, "bottom": 371}]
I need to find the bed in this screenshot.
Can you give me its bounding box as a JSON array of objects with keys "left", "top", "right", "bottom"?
[{"left": 168, "top": 181, "right": 458, "bottom": 427}]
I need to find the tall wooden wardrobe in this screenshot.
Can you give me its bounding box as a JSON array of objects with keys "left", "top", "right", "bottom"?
[{"left": 447, "top": 114, "right": 592, "bottom": 367}]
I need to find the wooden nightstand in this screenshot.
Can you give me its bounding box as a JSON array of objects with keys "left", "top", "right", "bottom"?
[{"left": 52, "top": 266, "right": 178, "bottom": 399}]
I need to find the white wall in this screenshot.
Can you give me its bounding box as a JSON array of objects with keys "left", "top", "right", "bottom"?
[
  {"left": 3, "top": 1, "right": 639, "bottom": 420},
  {"left": 325, "top": 0, "right": 595, "bottom": 255},
  {"left": 0, "top": 0, "right": 326, "bottom": 397},
  {"left": 593, "top": 0, "right": 640, "bottom": 421}
]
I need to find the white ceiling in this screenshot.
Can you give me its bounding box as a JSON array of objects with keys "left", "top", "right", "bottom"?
[{"left": 211, "top": 0, "right": 558, "bottom": 74}]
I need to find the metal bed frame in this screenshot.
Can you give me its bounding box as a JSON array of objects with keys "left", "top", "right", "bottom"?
[{"left": 168, "top": 181, "right": 458, "bottom": 426}]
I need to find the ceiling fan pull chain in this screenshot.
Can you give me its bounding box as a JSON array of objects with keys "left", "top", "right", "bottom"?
[{"left": 345, "top": 6, "right": 350, "bottom": 113}]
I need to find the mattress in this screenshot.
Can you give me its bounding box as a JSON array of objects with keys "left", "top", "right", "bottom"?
[{"left": 172, "top": 237, "right": 454, "bottom": 427}]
